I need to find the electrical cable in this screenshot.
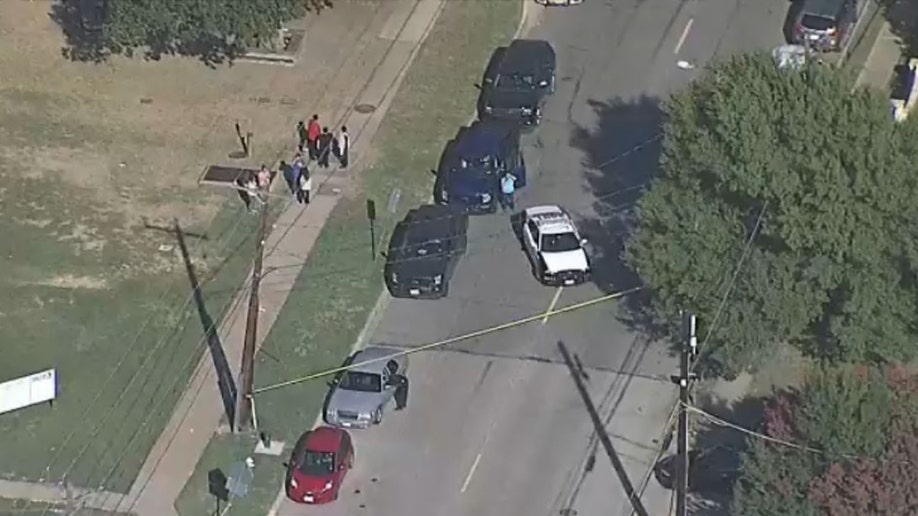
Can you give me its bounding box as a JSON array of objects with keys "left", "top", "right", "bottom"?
[
  {"left": 253, "top": 286, "right": 641, "bottom": 395},
  {"left": 79, "top": 3, "right": 449, "bottom": 511}
]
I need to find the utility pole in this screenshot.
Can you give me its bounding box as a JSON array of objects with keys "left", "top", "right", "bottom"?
[
  {"left": 234, "top": 200, "right": 269, "bottom": 432},
  {"left": 674, "top": 311, "right": 697, "bottom": 516}
]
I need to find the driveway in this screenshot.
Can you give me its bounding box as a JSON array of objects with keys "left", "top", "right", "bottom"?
[{"left": 276, "top": 0, "right": 786, "bottom": 514}]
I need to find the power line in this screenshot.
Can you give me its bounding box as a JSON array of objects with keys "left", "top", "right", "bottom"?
[
  {"left": 82, "top": 2, "right": 448, "bottom": 510},
  {"left": 692, "top": 200, "right": 769, "bottom": 372},
  {"left": 253, "top": 286, "right": 642, "bottom": 395}
]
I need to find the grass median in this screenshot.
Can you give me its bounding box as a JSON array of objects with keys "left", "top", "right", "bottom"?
[{"left": 174, "top": 0, "right": 523, "bottom": 514}]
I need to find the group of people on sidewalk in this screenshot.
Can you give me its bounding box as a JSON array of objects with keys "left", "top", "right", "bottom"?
[
  {"left": 296, "top": 114, "right": 350, "bottom": 169},
  {"left": 235, "top": 114, "right": 351, "bottom": 212}
]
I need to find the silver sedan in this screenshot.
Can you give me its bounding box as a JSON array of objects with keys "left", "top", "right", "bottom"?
[{"left": 323, "top": 346, "right": 408, "bottom": 429}]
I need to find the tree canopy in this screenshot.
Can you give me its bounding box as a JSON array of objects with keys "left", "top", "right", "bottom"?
[
  {"left": 734, "top": 365, "right": 918, "bottom": 516},
  {"left": 63, "top": 0, "right": 306, "bottom": 63},
  {"left": 627, "top": 52, "right": 918, "bottom": 375}
]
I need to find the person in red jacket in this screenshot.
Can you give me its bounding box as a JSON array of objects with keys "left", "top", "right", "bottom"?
[{"left": 306, "top": 114, "right": 321, "bottom": 161}]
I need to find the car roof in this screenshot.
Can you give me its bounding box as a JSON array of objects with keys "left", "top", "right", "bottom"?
[
  {"left": 526, "top": 205, "right": 577, "bottom": 235},
  {"left": 304, "top": 426, "right": 345, "bottom": 453},
  {"left": 453, "top": 120, "right": 515, "bottom": 160},
  {"left": 350, "top": 346, "right": 400, "bottom": 374},
  {"left": 801, "top": 0, "right": 845, "bottom": 18},
  {"left": 398, "top": 205, "right": 458, "bottom": 243}
]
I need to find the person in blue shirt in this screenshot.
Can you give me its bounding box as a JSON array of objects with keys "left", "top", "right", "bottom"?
[{"left": 499, "top": 171, "right": 517, "bottom": 212}]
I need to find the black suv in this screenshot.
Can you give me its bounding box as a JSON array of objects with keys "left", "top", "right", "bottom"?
[
  {"left": 790, "top": 0, "right": 859, "bottom": 52},
  {"left": 383, "top": 205, "right": 469, "bottom": 299},
  {"left": 479, "top": 39, "right": 557, "bottom": 127}
]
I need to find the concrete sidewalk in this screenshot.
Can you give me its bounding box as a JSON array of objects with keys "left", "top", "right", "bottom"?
[
  {"left": 0, "top": 1, "right": 445, "bottom": 515},
  {"left": 120, "top": 2, "right": 447, "bottom": 515}
]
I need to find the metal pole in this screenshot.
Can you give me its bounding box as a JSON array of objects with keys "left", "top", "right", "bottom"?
[
  {"left": 235, "top": 201, "right": 268, "bottom": 432},
  {"left": 675, "top": 311, "right": 696, "bottom": 516}
]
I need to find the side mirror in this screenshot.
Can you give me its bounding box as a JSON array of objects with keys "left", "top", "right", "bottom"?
[
  {"left": 429, "top": 168, "right": 438, "bottom": 176},
  {"left": 380, "top": 251, "right": 388, "bottom": 259},
  {"left": 580, "top": 238, "right": 588, "bottom": 246},
  {"left": 474, "top": 83, "right": 483, "bottom": 90},
  {"left": 338, "top": 463, "right": 346, "bottom": 471},
  {"left": 539, "top": 80, "right": 549, "bottom": 87},
  {"left": 282, "top": 462, "right": 290, "bottom": 468}
]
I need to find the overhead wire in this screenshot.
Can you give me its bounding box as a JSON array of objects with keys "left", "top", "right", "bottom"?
[
  {"left": 83, "top": 2, "right": 451, "bottom": 511},
  {"left": 253, "top": 286, "right": 642, "bottom": 395}
]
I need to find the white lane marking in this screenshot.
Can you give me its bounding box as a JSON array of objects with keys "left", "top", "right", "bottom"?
[
  {"left": 674, "top": 18, "right": 694, "bottom": 55},
  {"left": 542, "top": 287, "right": 564, "bottom": 324},
  {"left": 460, "top": 453, "right": 483, "bottom": 493}
]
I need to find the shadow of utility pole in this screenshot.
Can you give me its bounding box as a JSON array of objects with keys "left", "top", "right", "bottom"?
[
  {"left": 174, "top": 219, "right": 238, "bottom": 426},
  {"left": 557, "top": 340, "right": 650, "bottom": 516}
]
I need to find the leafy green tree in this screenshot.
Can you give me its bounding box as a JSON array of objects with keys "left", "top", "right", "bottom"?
[
  {"left": 627, "top": 52, "right": 918, "bottom": 374},
  {"left": 733, "top": 366, "right": 899, "bottom": 515},
  {"left": 67, "top": 0, "right": 306, "bottom": 63}
]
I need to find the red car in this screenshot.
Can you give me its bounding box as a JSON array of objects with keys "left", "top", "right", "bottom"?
[{"left": 284, "top": 426, "right": 354, "bottom": 504}]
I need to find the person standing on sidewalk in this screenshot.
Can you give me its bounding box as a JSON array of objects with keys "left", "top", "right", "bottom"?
[
  {"left": 334, "top": 126, "right": 350, "bottom": 168},
  {"left": 296, "top": 121, "right": 308, "bottom": 153},
  {"left": 499, "top": 171, "right": 517, "bottom": 212},
  {"left": 317, "top": 127, "right": 334, "bottom": 168},
  {"left": 296, "top": 159, "right": 312, "bottom": 205},
  {"left": 307, "top": 115, "right": 321, "bottom": 161}
]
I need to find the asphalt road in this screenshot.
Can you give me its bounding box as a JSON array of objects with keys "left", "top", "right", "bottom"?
[{"left": 277, "top": 0, "right": 786, "bottom": 515}]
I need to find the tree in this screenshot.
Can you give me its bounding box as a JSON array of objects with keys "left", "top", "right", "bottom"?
[
  {"left": 60, "top": 0, "right": 306, "bottom": 63},
  {"left": 733, "top": 365, "right": 918, "bottom": 516},
  {"left": 627, "top": 52, "right": 918, "bottom": 374}
]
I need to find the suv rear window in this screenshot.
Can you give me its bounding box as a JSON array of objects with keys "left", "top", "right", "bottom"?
[{"left": 801, "top": 14, "right": 837, "bottom": 31}]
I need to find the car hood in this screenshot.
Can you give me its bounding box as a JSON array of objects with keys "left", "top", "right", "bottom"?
[
  {"left": 542, "top": 249, "right": 588, "bottom": 273},
  {"left": 486, "top": 89, "right": 541, "bottom": 110},
  {"left": 327, "top": 387, "right": 385, "bottom": 415},
  {"left": 448, "top": 173, "right": 493, "bottom": 199},
  {"left": 291, "top": 472, "right": 334, "bottom": 494},
  {"left": 389, "top": 253, "right": 448, "bottom": 281}
]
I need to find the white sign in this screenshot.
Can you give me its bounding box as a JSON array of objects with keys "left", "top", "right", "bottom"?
[{"left": 0, "top": 369, "right": 57, "bottom": 415}]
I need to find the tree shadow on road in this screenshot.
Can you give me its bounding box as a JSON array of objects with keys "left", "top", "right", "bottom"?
[
  {"left": 568, "top": 95, "right": 666, "bottom": 340},
  {"left": 879, "top": 0, "right": 918, "bottom": 57},
  {"left": 652, "top": 392, "right": 770, "bottom": 515}
]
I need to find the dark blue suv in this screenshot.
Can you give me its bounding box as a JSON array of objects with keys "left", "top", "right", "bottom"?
[{"left": 433, "top": 120, "right": 527, "bottom": 214}]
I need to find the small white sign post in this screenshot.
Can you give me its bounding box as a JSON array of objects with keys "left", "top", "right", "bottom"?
[{"left": 0, "top": 369, "right": 57, "bottom": 415}]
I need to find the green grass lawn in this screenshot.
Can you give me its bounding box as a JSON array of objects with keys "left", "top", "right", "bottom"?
[
  {"left": 0, "top": 496, "right": 134, "bottom": 515},
  {"left": 174, "top": 1, "right": 523, "bottom": 514},
  {"left": 0, "top": 196, "right": 279, "bottom": 494}
]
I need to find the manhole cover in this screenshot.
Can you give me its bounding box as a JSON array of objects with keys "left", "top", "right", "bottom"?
[{"left": 354, "top": 103, "right": 377, "bottom": 114}]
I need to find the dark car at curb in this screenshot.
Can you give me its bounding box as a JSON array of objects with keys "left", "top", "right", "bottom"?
[
  {"left": 383, "top": 204, "right": 469, "bottom": 299},
  {"left": 790, "top": 0, "right": 860, "bottom": 52},
  {"left": 433, "top": 120, "right": 527, "bottom": 215},
  {"left": 478, "top": 39, "right": 557, "bottom": 127}
]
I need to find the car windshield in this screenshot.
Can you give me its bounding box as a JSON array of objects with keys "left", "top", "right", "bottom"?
[
  {"left": 541, "top": 232, "right": 581, "bottom": 253},
  {"left": 297, "top": 450, "right": 335, "bottom": 476},
  {"left": 801, "top": 14, "right": 836, "bottom": 31},
  {"left": 407, "top": 238, "right": 444, "bottom": 257},
  {"left": 338, "top": 371, "right": 382, "bottom": 392},
  {"left": 496, "top": 72, "right": 539, "bottom": 90}
]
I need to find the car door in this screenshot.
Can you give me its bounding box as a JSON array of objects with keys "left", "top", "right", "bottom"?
[
  {"left": 524, "top": 219, "right": 540, "bottom": 260},
  {"left": 336, "top": 434, "right": 352, "bottom": 485}
]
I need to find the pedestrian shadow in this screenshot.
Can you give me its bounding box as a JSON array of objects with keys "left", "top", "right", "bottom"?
[
  {"left": 557, "top": 340, "right": 651, "bottom": 516},
  {"left": 568, "top": 95, "right": 667, "bottom": 340},
  {"left": 175, "top": 220, "right": 238, "bottom": 427}
]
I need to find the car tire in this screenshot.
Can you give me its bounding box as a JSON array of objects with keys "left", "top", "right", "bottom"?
[{"left": 372, "top": 407, "right": 383, "bottom": 425}]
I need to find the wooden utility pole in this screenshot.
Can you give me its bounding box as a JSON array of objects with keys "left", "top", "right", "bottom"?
[
  {"left": 675, "top": 311, "right": 697, "bottom": 516},
  {"left": 234, "top": 200, "right": 269, "bottom": 432}
]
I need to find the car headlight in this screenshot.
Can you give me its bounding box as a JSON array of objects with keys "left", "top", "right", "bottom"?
[
  {"left": 290, "top": 478, "right": 298, "bottom": 489},
  {"left": 441, "top": 189, "right": 449, "bottom": 202},
  {"left": 521, "top": 107, "right": 533, "bottom": 115},
  {"left": 434, "top": 274, "right": 443, "bottom": 285},
  {"left": 391, "top": 272, "right": 399, "bottom": 283},
  {"left": 481, "top": 193, "right": 492, "bottom": 203},
  {"left": 323, "top": 481, "right": 334, "bottom": 492},
  {"left": 359, "top": 412, "right": 372, "bottom": 420},
  {"left": 485, "top": 106, "right": 493, "bottom": 113}
]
